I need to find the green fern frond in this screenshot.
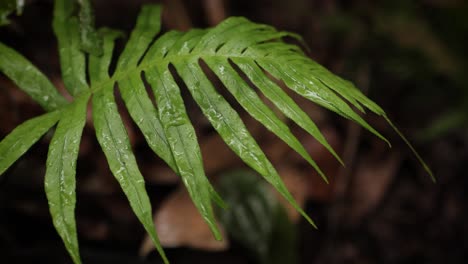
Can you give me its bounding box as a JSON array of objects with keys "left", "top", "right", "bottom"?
[{"left": 0, "top": 1, "right": 434, "bottom": 263}]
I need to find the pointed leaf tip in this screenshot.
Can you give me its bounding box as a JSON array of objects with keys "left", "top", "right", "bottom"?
[
  {"left": 385, "top": 117, "right": 435, "bottom": 182},
  {"left": 89, "top": 30, "right": 169, "bottom": 263},
  {"left": 45, "top": 95, "right": 89, "bottom": 264}
]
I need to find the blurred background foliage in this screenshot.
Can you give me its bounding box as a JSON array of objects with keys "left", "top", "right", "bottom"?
[{"left": 1, "top": 0, "right": 467, "bottom": 263}]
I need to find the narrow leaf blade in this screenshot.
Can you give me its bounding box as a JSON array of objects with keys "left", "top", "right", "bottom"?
[
  {"left": 173, "top": 61, "right": 316, "bottom": 227},
  {"left": 77, "top": 0, "right": 103, "bottom": 55},
  {"left": 142, "top": 31, "right": 184, "bottom": 64},
  {"left": 53, "top": 0, "right": 88, "bottom": 96},
  {"left": 0, "top": 111, "right": 61, "bottom": 175},
  {"left": 0, "top": 42, "right": 68, "bottom": 111},
  {"left": 88, "top": 29, "right": 122, "bottom": 85},
  {"left": 116, "top": 4, "right": 162, "bottom": 73},
  {"left": 89, "top": 29, "right": 168, "bottom": 264},
  {"left": 118, "top": 74, "right": 176, "bottom": 171},
  {"left": 257, "top": 59, "right": 390, "bottom": 146},
  {"left": 145, "top": 63, "right": 222, "bottom": 240},
  {"left": 121, "top": 28, "right": 226, "bottom": 205},
  {"left": 233, "top": 58, "right": 343, "bottom": 165},
  {"left": 205, "top": 57, "right": 328, "bottom": 182},
  {"left": 92, "top": 85, "right": 168, "bottom": 264},
  {"left": 115, "top": 4, "right": 175, "bottom": 169},
  {"left": 385, "top": 117, "right": 435, "bottom": 181},
  {"left": 45, "top": 94, "right": 89, "bottom": 264}
]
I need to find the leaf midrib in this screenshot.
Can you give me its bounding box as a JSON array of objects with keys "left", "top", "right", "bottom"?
[
  {"left": 101, "top": 107, "right": 146, "bottom": 216},
  {"left": 184, "top": 64, "right": 260, "bottom": 171},
  {"left": 125, "top": 77, "right": 170, "bottom": 151},
  {"left": 87, "top": 52, "right": 272, "bottom": 98},
  {"left": 57, "top": 133, "right": 71, "bottom": 241}
]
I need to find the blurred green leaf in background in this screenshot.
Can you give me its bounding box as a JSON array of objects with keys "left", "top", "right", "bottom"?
[{"left": 216, "top": 170, "right": 298, "bottom": 264}]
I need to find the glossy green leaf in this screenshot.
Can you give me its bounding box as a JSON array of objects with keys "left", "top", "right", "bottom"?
[
  {"left": 173, "top": 60, "right": 316, "bottom": 227},
  {"left": 145, "top": 21, "right": 315, "bottom": 223},
  {"left": 165, "top": 29, "right": 206, "bottom": 56},
  {"left": 119, "top": 74, "right": 176, "bottom": 171},
  {"left": 145, "top": 63, "right": 221, "bottom": 240},
  {"left": 44, "top": 94, "right": 89, "bottom": 264},
  {"left": 89, "top": 29, "right": 168, "bottom": 264},
  {"left": 53, "top": 0, "right": 88, "bottom": 96},
  {"left": 88, "top": 29, "right": 121, "bottom": 84},
  {"left": 255, "top": 58, "right": 390, "bottom": 145},
  {"left": 77, "top": 0, "right": 103, "bottom": 55},
  {"left": 190, "top": 17, "right": 253, "bottom": 54},
  {"left": 116, "top": 4, "right": 175, "bottom": 170},
  {"left": 93, "top": 86, "right": 169, "bottom": 264},
  {"left": 116, "top": 5, "right": 162, "bottom": 73},
  {"left": 0, "top": 42, "right": 68, "bottom": 111},
  {"left": 174, "top": 61, "right": 265, "bottom": 176},
  {"left": 0, "top": 111, "right": 61, "bottom": 175},
  {"left": 205, "top": 57, "right": 328, "bottom": 182},
  {"left": 117, "top": 10, "right": 227, "bottom": 209},
  {"left": 233, "top": 58, "right": 343, "bottom": 165}
]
